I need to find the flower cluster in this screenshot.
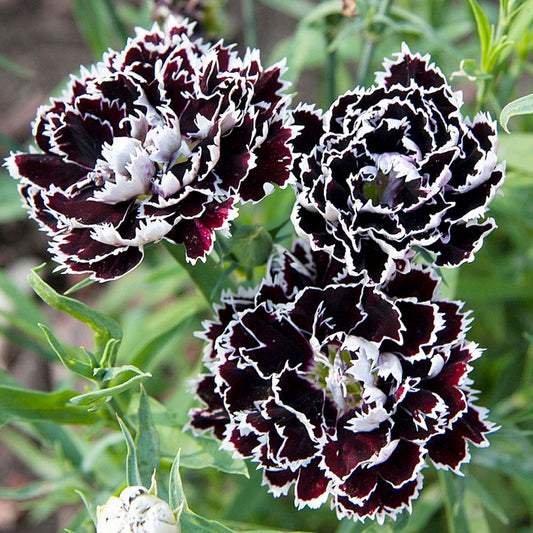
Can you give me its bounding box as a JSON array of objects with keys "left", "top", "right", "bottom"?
[
  {"left": 290, "top": 45, "right": 505, "bottom": 283},
  {"left": 6, "top": 17, "right": 292, "bottom": 281},
  {"left": 189, "top": 242, "right": 495, "bottom": 523},
  {"left": 6, "top": 14, "right": 502, "bottom": 526}
]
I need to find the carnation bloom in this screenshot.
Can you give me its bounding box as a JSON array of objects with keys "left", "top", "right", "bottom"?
[
  {"left": 290, "top": 45, "right": 505, "bottom": 283},
  {"left": 6, "top": 18, "right": 292, "bottom": 281},
  {"left": 97, "top": 486, "right": 179, "bottom": 533},
  {"left": 189, "top": 242, "right": 495, "bottom": 523}
]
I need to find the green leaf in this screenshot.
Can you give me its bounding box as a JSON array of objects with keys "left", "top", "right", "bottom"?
[
  {"left": 0, "top": 426, "right": 61, "bottom": 478},
  {"left": 0, "top": 320, "right": 55, "bottom": 362},
  {"left": 180, "top": 510, "right": 237, "bottom": 533},
  {"left": 0, "top": 480, "right": 57, "bottom": 500},
  {"left": 0, "top": 369, "right": 18, "bottom": 387},
  {"left": 468, "top": 0, "right": 492, "bottom": 70},
  {"left": 129, "top": 294, "right": 205, "bottom": 369},
  {"left": 500, "top": 93, "right": 533, "bottom": 133},
  {"left": 70, "top": 0, "right": 128, "bottom": 58},
  {"left": 508, "top": 0, "right": 533, "bottom": 44},
  {"left": 99, "top": 338, "right": 121, "bottom": 368},
  {"left": 117, "top": 415, "right": 142, "bottom": 487},
  {"left": 63, "top": 277, "right": 95, "bottom": 295},
  {"left": 163, "top": 242, "right": 235, "bottom": 303},
  {"left": 498, "top": 132, "right": 533, "bottom": 174},
  {"left": 0, "top": 385, "right": 98, "bottom": 426},
  {"left": 270, "top": 25, "right": 326, "bottom": 84},
  {"left": 176, "top": 432, "right": 249, "bottom": 478},
  {"left": 69, "top": 369, "right": 151, "bottom": 406},
  {"left": 464, "top": 489, "right": 491, "bottom": 533},
  {"left": 147, "top": 396, "right": 249, "bottom": 477},
  {"left": 93, "top": 364, "right": 146, "bottom": 383},
  {"left": 28, "top": 266, "right": 122, "bottom": 355},
  {"left": 34, "top": 422, "right": 84, "bottom": 470},
  {"left": 465, "top": 476, "right": 509, "bottom": 525},
  {"left": 453, "top": 58, "right": 493, "bottom": 81},
  {"left": 402, "top": 483, "right": 442, "bottom": 533},
  {"left": 170, "top": 452, "right": 244, "bottom": 532},
  {"left": 135, "top": 387, "right": 160, "bottom": 488},
  {"left": 39, "top": 324, "right": 95, "bottom": 379},
  {"left": 230, "top": 224, "right": 273, "bottom": 268},
  {"left": 169, "top": 450, "right": 187, "bottom": 510},
  {"left": 75, "top": 489, "right": 98, "bottom": 527},
  {"left": 438, "top": 470, "right": 469, "bottom": 533}
]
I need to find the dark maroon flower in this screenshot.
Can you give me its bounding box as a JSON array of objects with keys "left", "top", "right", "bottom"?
[
  {"left": 6, "top": 18, "right": 292, "bottom": 281},
  {"left": 189, "top": 242, "right": 495, "bottom": 523},
  {"left": 291, "top": 45, "right": 505, "bottom": 283}
]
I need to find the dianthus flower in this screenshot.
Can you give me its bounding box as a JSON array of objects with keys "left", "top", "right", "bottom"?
[
  {"left": 291, "top": 45, "right": 505, "bottom": 283},
  {"left": 6, "top": 18, "right": 292, "bottom": 280},
  {"left": 189, "top": 242, "right": 495, "bottom": 523}
]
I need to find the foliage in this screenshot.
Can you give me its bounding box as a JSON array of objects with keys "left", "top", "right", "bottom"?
[{"left": 0, "top": 0, "right": 533, "bottom": 532}]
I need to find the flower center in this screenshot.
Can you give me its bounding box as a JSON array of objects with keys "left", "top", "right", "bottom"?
[
  {"left": 364, "top": 158, "right": 412, "bottom": 207},
  {"left": 363, "top": 170, "right": 390, "bottom": 205},
  {"left": 309, "top": 345, "right": 363, "bottom": 411}
]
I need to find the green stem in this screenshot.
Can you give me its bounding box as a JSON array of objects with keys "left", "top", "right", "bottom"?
[
  {"left": 241, "top": 0, "right": 258, "bottom": 49},
  {"left": 163, "top": 241, "right": 234, "bottom": 303},
  {"left": 356, "top": 0, "right": 393, "bottom": 86},
  {"left": 521, "top": 336, "right": 533, "bottom": 389},
  {"left": 438, "top": 470, "right": 457, "bottom": 533},
  {"left": 108, "top": 397, "right": 136, "bottom": 437},
  {"left": 325, "top": 33, "right": 338, "bottom": 106},
  {"left": 102, "top": 0, "right": 130, "bottom": 44}
]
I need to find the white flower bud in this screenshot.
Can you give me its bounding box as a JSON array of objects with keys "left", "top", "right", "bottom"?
[{"left": 97, "top": 485, "right": 179, "bottom": 533}]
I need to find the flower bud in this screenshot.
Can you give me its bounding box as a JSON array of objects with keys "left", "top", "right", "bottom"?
[{"left": 97, "top": 486, "right": 179, "bottom": 533}]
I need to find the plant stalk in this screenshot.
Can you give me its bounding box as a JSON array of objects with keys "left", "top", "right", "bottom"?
[
  {"left": 356, "top": 0, "right": 393, "bottom": 86},
  {"left": 242, "top": 0, "right": 258, "bottom": 49},
  {"left": 325, "top": 39, "right": 338, "bottom": 106},
  {"left": 163, "top": 241, "right": 234, "bottom": 303}
]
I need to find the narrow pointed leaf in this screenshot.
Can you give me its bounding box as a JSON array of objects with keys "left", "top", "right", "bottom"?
[
  {"left": 69, "top": 371, "right": 151, "bottom": 406},
  {"left": 169, "top": 450, "right": 187, "bottom": 510},
  {"left": 500, "top": 93, "right": 533, "bottom": 133},
  {"left": 180, "top": 511, "right": 237, "bottom": 533},
  {"left": 468, "top": 0, "right": 492, "bottom": 68},
  {"left": 135, "top": 387, "right": 160, "bottom": 487},
  {"left": 117, "top": 415, "right": 142, "bottom": 487},
  {"left": 39, "top": 324, "right": 95, "bottom": 379},
  {"left": 28, "top": 267, "right": 122, "bottom": 354},
  {"left": 0, "top": 385, "right": 98, "bottom": 426},
  {"left": 75, "top": 489, "right": 98, "bottom": 527}
]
